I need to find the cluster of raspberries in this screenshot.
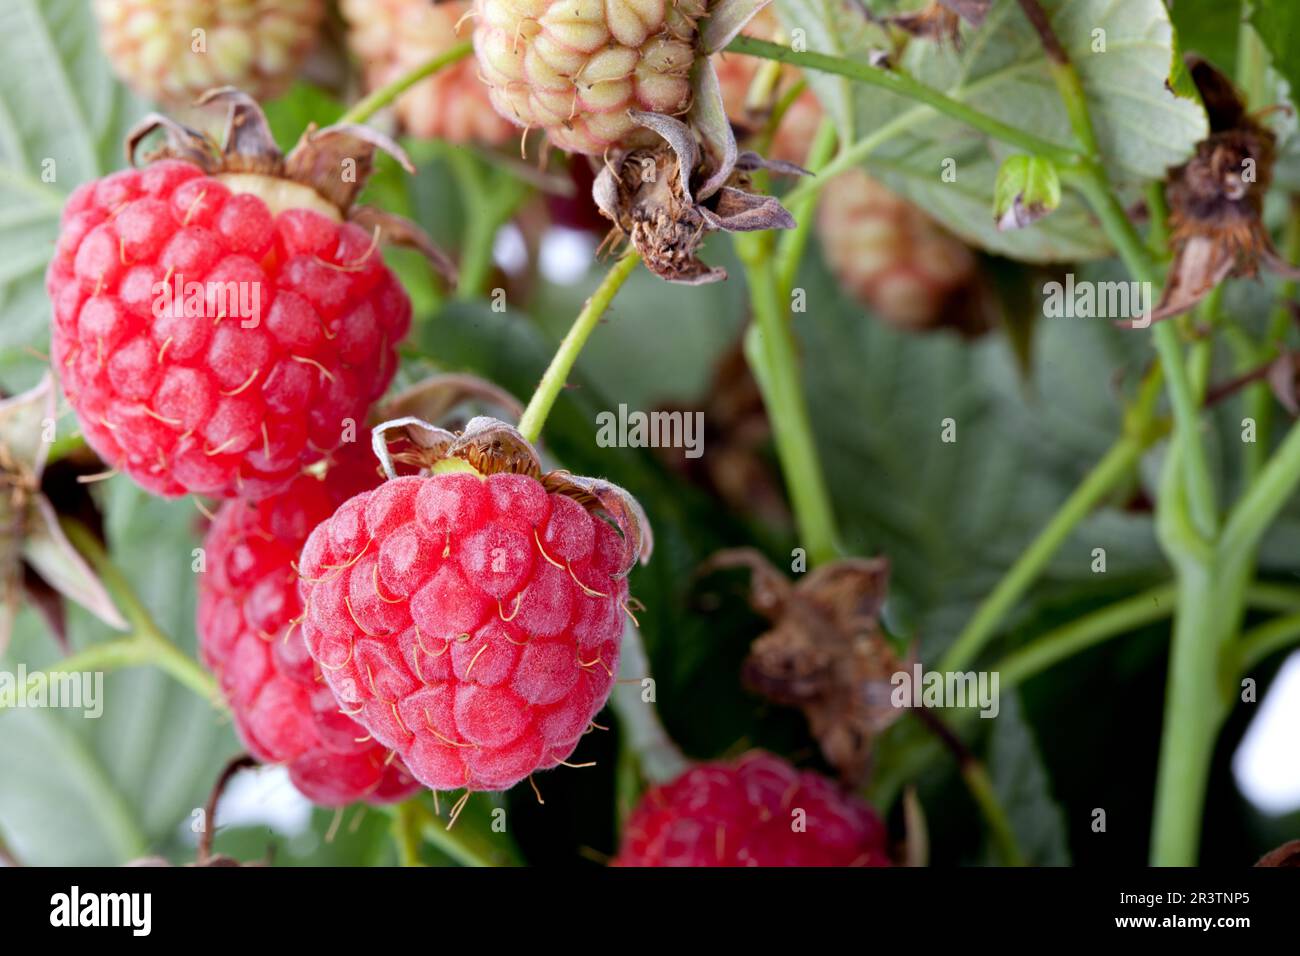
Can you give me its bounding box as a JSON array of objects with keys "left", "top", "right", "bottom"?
[{"left": 47, "top": 0, "right": 897, "bottom": 867}]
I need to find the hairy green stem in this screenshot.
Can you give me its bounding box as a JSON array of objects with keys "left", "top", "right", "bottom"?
[
  {"left": 517, "top": 250, "right": 640, "bottom": 443},
  {"left": 338, "top": 41, "right": 474, "bottom": 126}
]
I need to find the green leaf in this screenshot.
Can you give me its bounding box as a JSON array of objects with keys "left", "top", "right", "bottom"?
[
  {"left": 984, "top": 692, "right": 1071, "bottom": 865},
  {"left": 779, "top": 0, "right": 1207, "bottom": 261},
  {"left": 0, "top": 486, "right": 232, "bottom": 865},
  {"left": 1250, "top": 0, "right": 1300, "bottom": 105},
  {"left": 1169, "top": 0, "right": 1243, "bottom": 80},
  {"left": 0, "top": 0, "right": 147, "bottom": 374}
]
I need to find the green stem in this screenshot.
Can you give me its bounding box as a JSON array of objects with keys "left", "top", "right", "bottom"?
[
  {"left": 1152, "top": 320, "right": 1217, "bottom": 539},
  {"left": 775, "top": 118, "right": 838, "bottom": 298},
  {"left": 516, "top": 250, "right": 640, "bottom": 443},
  {"left": 1221, "top": 416, "right": 1300, "bottom": 565},
  {"left": 337, "top": 41, "right": 474, "bottom": 126},
  {"left": 961, "top": 761, "right": 1025, "bottom": 866},
  {"left": 736, "top": 232, "right": 841, "bottom": 565},
  {"left": 1149, "top": 561, "right": 1231, "bottom": 865},
  {"left": 872, "top": 581, "right": 1300, "bottom": 810},
  {"left": 445, "top": 150, "right": 531, "bottom": 300},
  {"left": 996, "top": 584, "right": 1177, "bottom": 687},
  {"left": 937, "top": 434, "right": 1147, "bottom": 672},
  {"left": 403, "top": 798, "right": 522, "bottom": 867},
  {"left": 725, "top": 36, "right": 1082, "bottom": 167},
  {"left": 390, "top": 800, "right": 427, "bottom": 867},
  {"left": 1239, "top": 610, "right": 1300, "bottom": 672},
  {"left": 42, "top": 521, "right": 220, "bottom": 708}
]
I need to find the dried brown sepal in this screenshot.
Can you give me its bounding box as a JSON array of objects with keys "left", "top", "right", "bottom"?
[
  {"left": 1266, "top": 349, "right": 1300, "bottom": 416},
  {"left": 701, "top": 548, "right": 898, "bottom": 786},
  {"left": 348, "top": 206, "right": 458, "bottom": 283},
  {"left": 889, "top": 2, "right": 965, "bottom": 47},
  {"left": 540, "top": 471, "right": 655, "bottom": 576},
  {"left": 1154, "top": 57, "right": 1300, "bottom": 323},
  {"left": 0, "top": 375, "right": 126, "bottom": 655},
  {"left": 198, "top": 88, "right": 284, "bottom": 175},
  {"left": 126, "top": 87, "right": 454, "bottom": 275},
  {"left": 377, "top": 374, "right": 525, "bottom": 429},
  {"left": 370, "top": 416, "right": 653, "bottom": 576},
  {"left": 594, "top": 111, "right": 800, "bottom": 284}
]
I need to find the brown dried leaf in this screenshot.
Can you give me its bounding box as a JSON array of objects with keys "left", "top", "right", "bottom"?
[{"left": 709, "top": 551, "right": 898, "bottom": 786}]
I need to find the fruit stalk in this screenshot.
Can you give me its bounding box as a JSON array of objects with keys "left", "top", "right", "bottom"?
[
  {"left": 517, "top": 250, "right": 641, "bottom": 443},
  {"left": 737, "top": 230, "right": 841, "bottom": 566},
  {"left": 339, "top": 40, "right": 474, "bottom": 126}
]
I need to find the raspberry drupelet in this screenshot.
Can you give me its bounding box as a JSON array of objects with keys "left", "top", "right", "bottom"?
[{"left": 198, "top": 444, "right": 420, "bottom": 806}]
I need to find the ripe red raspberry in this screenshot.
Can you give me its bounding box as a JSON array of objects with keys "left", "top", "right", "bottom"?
[
  {"left": 197, "top": 445, "right": 421, "bottom": 806},
  {"left": 615, "top": 752, "right": 892, "bottom": 867},
  {"left": 45, "top": 94, "right": 427, "bottom": 500},
  {"left": 298, "top": 467, "right": 631, "bottom": 792}
]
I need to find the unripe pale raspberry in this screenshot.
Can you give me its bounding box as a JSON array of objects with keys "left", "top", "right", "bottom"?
[
  {"left": 342, "top": 0, "right": 514, "bottom": 145},
  {"left": 817, "top": 167, "right": 979, "bottom": 331},
  {"left": 92, "top": 0, "right": 324, "bottom": 106},
  {"left": 197, "top": 446, "right": 421, "bottom": 806},
  {"left": 472, "top": 0, "right": 709, "bottom": 155},
  {"left": 615, "top": 751, "right": 892, "bottom": 866},
  {"left": 711, "top": 7, "right": 822, "bottom": 165},
  {"left": 298, "top": 464, "right": 631, "bottom": 792}
]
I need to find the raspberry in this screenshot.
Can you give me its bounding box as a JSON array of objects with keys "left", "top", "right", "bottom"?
[
  {"left": 817, "top": 168, "right": 979, "bottom": 332},
  {"left": 45, "top": 94, "right": 427, "bottom": 500},
  {"left": 614, "top": 752, "right": 892, "bottom": 867},
  {"left": 472, "top": 0, "right": 709, "bottom": 155},
  {"left": 197, "top": 444, "right": 421, "bottom": 806},
  {"left": 342, "top": 0, "right": 514, "bottom": 145},
  {"left": 298, "top": 464, "right": 633, "bottom": 792},
  {"left": 296, "top": 411, "right": 654, "bottom": 794},
  {"left": 92, "top": 0, "right": 324, "bottom": 106}
]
